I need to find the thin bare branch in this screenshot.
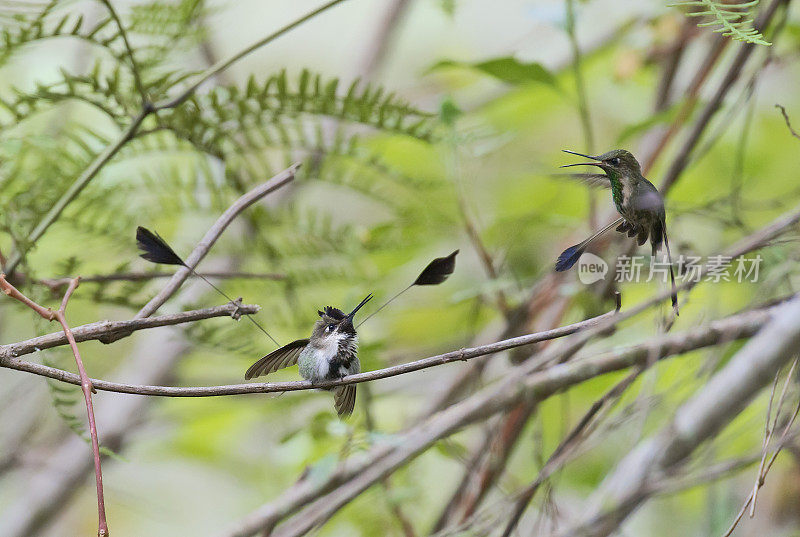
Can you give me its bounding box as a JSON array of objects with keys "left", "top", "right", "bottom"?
[
  {"left": 500, "top": 369, "right": 642, "bottom": 537},
  {"left": 722, "top": 360, "right": 800, "bottom": 537},
  {"left": 750, "top": 357, "right": 798, "bottom": 514},
  {"left": 1, "top": 303, "right": 619, "bottom": 397},
  {"left": 776, "top": 103, "right": 800, "bottom": 140},
  {"left": 0, "top": 301, "right": 259, "bottom": 360}
]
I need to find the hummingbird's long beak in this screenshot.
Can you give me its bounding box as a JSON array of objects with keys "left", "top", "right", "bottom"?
[
  {"left": 346, "top": 293, "right": 373, "bottom": 320},
  {"left": 561, "top": 150, "right": 604, "bottom": 169}
]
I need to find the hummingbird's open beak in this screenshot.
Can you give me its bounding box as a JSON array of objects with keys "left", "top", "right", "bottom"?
[
  {"left": 346, "top": 293, "right": 373, "bottom": 320},
  {"left": 560, "top": 149, "right": 605, "bottom": 169}
]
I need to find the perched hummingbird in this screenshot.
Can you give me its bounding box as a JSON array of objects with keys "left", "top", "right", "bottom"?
[
  {"left": 555, "top": 149, "right": 678, "bottom": 312},
  {"left": 245, "top": 294, "right": 373, "bottom": 418},
  {"left": 243, "top": 249, "right": 459, "bottom": 418}
]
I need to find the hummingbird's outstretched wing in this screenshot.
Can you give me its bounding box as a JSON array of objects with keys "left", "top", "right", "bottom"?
[
  {"left": 333, "top": 385, "right": 356, "bottom": 418},
  {"left": 245, "top": 339, "right": 309, "bottom": 379},
  {"left": 552, "top": 173, "right": 611, "bottom": 189}
]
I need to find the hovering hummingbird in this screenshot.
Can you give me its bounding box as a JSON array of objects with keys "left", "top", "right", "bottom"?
[
  {"left": 555, "top": 149, "right": 678, "bottom": 313},
  {"left": 244, "top": 250, "right": 459, "bottom": 418}
]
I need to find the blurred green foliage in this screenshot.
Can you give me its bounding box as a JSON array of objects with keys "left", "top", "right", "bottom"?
[{"left": 1, "top": 1, "right": 799, "bottom": 536}]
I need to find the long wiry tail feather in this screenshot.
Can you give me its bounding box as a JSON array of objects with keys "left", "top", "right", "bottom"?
[
  {"left": 663, "top": 230, "right": 679, "bottom": 316},
  {"left": 136, "top": 226, "right": 280, "bottom": 345}
]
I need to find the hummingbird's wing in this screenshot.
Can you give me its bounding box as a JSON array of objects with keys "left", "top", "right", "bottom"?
[
  {"left": 632, "top": 189, "right": 664, "bottom": 212},
  {"left": 245, "top": 339, "right": 310, "bottom": 379},
  {"left": 333, "top": 385, "right": 356, "bottom": 418},
  {"left": 552, "top": 173, "right": 611, "bottom": 189}
]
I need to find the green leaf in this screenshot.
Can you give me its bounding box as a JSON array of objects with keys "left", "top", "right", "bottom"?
[{"left": 430, "top": 56, "right": 558, "bottom": 88}]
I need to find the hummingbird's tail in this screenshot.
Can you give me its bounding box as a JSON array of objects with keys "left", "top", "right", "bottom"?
[
  {"left": 554, "top": 217, "right": 625, "bottom": 272},
  {"left": 555, "top": 244, "right": 584, "bottom": 271},
  {"left": 663, "top": 230, "right": 679, "bottom": 316}
]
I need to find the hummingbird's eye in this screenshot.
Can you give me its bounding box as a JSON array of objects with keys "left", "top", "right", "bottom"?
[
  {"left": 325, "top": 324, "right": 334, "bottom": 333},
  {"left": 609, "top": 157, "right": 620, "bottom": 166}
]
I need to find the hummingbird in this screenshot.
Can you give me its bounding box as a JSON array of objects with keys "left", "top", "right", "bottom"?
[
  {"left": 555, "top": 149, "right": 678, "bottom": 313},
  {"left": 243, "top": 249, "right": 459, "bottom": 418},
  {"left": 245, "top": 294, "right": 373, "bottom": 418}
]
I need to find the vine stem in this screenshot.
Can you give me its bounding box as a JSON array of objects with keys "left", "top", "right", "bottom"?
[{"left": 0, "top": 275, "right": 108, "bottom": 536}]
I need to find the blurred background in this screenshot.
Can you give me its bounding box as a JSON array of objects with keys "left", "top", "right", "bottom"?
[{"left": 1, "top": 0, "right": 799, "bottom": 535}]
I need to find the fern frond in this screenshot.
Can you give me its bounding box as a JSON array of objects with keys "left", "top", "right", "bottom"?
[
  {"left": 162, "top": 70, "right": 436, "bottom": 144},
  {"left": 671, "top": 0, "right": 771, "bottom": 45},
  {"left": 0, "top": 11, "right": 129, "bottom": 65}
]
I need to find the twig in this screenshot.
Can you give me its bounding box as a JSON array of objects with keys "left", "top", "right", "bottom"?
[
  {"left": 776, "top": 104, "right": 800, "bottom": 140},
  {"left": 750, "top": 357, "right": 798, "bottom": 515},
  {"left": 650, "top": 455, "right": 761, "bottom": 496},
  {"left": 721, "top": 390, "right": 800, "bottom": 537},
  {"left": 0, "top": 301, "right": 259, "bottom": 359},
  {"left": 0, "top": 274, "right": 108, "bottom": 536},
  {"left": 500, "top": 368, "right": 642, "bottom": 537},
  {"left": 1, "top": 304, "right": 619, "bottom": 397},
  {"left": 135, "top": 163, "right": 299, "bottom": 319}
]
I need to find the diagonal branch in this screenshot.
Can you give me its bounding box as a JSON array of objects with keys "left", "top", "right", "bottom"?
[
  {"left": 135, "top": 163, "right": 299, "bottom": 319},
  {"left": 554, "top": 296, "right": 800, "bottom": 537},
  {"left": 776, "top": 104, "right": 800, "bottom": 140}
]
